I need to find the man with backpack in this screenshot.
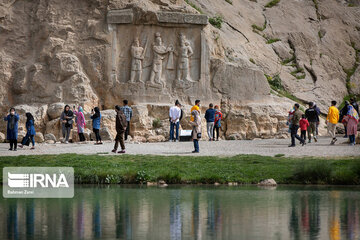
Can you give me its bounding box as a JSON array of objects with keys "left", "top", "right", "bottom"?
[
  {"left": 305, "top": 102, "right": 319, "bottom": 143},
  {"left": 112, "top": 105, "right": 128, "bottom": 154}
]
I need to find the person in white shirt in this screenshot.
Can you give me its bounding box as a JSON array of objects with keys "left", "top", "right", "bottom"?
[{"left": 169, "top": 100, "right": 182, "bottom": 142}]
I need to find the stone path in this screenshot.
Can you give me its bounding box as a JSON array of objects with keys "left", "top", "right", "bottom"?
[{"left": 0, "top": 136, "right": 359, "bottom": 157}]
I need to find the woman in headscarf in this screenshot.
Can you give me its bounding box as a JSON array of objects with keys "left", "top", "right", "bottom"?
[
  {"left": 3, "top": 108, "right": 20, "bottom": 151},
  {"left": 60, "top": 105, "right": 74, "bottom": 144},
  {"left": 190, "top": 110, "right": 201, "bottom": 153},
  {"left": 213, "top": 105, "right": 223, "bottom": 141},
  {"left": 19, "top": 112, "right": 36, "bottom": 149},
  {"left": 340, "top": 101, "right": 350, "bottom": 138},
  {"left": 91, "top": 107, "right": 102, "bottom": 144},
  {"left": 73, "top": 106, "right": 86, "bottom": 142},
  {"left": 342, "top": 104, "right": 359, "bottom": 146}
]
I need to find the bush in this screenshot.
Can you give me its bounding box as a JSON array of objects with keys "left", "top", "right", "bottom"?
[
  {"left": 265, "top": 0, "right": 280, "bottom": 8},
  {"left": 152, "top": 118, "right": 162, "bottom": 128},
  {"left": 184, "top": 0, "right": 203, "bottom": 13},
  {"left": 292, "top": 161, "right": 332, "bottom": 184},
  {"left": 209, "top": 15, "right": 223, "bottom": 29},
  {"left": 266, "top": 38, "right": 281, "bottom": 44},
  {"left": 135, "top": 170, "right": 151, "bottom": 184}
]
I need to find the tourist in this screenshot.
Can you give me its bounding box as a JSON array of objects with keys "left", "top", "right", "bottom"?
[
  {"left": 19, "top": 113, "right": 36, "bottom": 149},
  {"left": 91, "top": 107, "right": 102, "bottom": 145},
  {"left": 326, "top": 100, "right": 339, "bottom": 145},
  {"left": 205, "top": 103, "right": 216, "bottom": 141},
  {"left": 190, "top": 99, "right": 200, "bottom": 121},
  {"left": 305, "top": 102, "right": 319, "bottom": 143},
  {"left": 73, "top": 106, "right": 86, "bottom": 142},
  {"left": 3, "top": 108, "right": 19, "bottom": 151},
  {"left": 313, "top": 102, "right": 321, "bottom": 135},
  {"left": 60, "top": 105, "right": 74, "bottom": 144},
  {"left": 169, "top": 100, "right": 181, "bottom": 142},
  {"left": 340, "top": 101, "right": 350, "bottom": 138},
  {"left": 289, "top": 103, "right": 305, "bottom": 147},
  {"left": 213, "top": 105, "right": 223, "bottom": 141},
  {"left": 342, "top": 104, "right": 359, "bottom": 146},
  {"left": 299, "top": 114, "right": 309, "bottom": 142},
  {"left": 191, "top": 110, "right": 201, "bottom": 153},
  {"left": 350, "top": 97, "right": 359, "bottom": 114},
  {"left": 112, "top": 105, "right": 128, "bottom": 154},
  {"left": 287, "top": 108, "right": 295, "bottom": 133},
  {"left": 120, "top": 100, "right": 132, "bottom": 141}
]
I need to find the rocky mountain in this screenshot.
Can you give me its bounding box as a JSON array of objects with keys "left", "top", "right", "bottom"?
[{"left": 0, "top": 0, "right": 358, "bottom": 142}]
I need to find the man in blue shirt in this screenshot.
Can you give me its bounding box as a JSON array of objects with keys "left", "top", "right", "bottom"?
[
  {"left": 205, "top": 103, "right": 216, "bottom": 141},
  {"left": 120, "top": 100, "right": 133, "bottom": 141}
]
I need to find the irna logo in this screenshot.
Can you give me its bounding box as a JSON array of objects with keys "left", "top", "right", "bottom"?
[{"left": 8, "top": 172, "right": 69, "bottom": 188}]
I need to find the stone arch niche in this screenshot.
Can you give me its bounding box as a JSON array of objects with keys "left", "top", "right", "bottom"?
[{"left": 106, "top": 9, "right": 209, "bottom": 104}]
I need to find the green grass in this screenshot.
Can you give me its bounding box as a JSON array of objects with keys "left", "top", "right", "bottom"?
[
  {"left": 281, "top": 56, "right": 295, "bottom": 65},
  {"left": 266, "top": 74, "right": 305, "bottom": 104},
  {"left": 291, "top": 67, "right": 306, "bottom": 79},
  {"left": 184, "top": 0, "right": 203, "bottom": 14},
  {"left": 251, "top": 19, "right": 267, "bottom": 32},
  {"left": 0, "top": 154, "right": 360, "bottom": 185},
  {"left": 209, "top": 15, "right": 223, "bottom": 29},
  {"left": 265, "top": 0, "right": 280, "bottom": 8},
  {"left": 266, "top": 38, "right": 281, "bottom": 44},
  {"left": 249, "top": 58, "right": 256, "bottom": 64},
  {"left": 152, "top": 118, "right": 162, "bottom": 128},
  {"left": 225, "top": 0, "right": 233, "bottom": 4}
]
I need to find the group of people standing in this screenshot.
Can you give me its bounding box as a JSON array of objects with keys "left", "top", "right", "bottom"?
[
  {"left": 288, "top": 97, "right": 359, "bottom": 147},
  {"left": 169, "top": 99, "right": 223, "bottom": 153}
]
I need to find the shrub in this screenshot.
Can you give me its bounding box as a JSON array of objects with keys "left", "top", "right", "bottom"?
[
  {"left": 265, "top": 0, "right": 280, "bottom": 8},
  {"left": 135, "top": 170, "right": 151, "bottom": 184},
  {"left": 152, "top": 118, "right": 162, "bottom": 128},
  {"left": 266, "top": 38, "right": 281, "bottom": 44},
  {"left": 209, "top": 15, "right": 223, "bottom": 29},
  {"left": 184, "top": 0, "right": 203, "bottom": 14},
  {"left": 292, "top": 161, "right": 332, "bottom": 184}
]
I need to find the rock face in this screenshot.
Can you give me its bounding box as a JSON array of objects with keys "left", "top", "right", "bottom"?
[
  {"left": 0, "top": 0, "right": 359, "bottom": 142},
  {"left": 258, "top": 179, "right": 277, "bottom": 186}
]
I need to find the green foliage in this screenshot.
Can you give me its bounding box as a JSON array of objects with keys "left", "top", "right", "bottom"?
[
  {"left": 318, "top": 30, "right": 324, "bottom": 39},
  {"left": 1, "top": 154, "right": 360, "bottom": 185},
  {"left": 291, "top": 67, "right": 306, "bottom": 79},
  {"left": 184, "top": 0, "right": 203, "bottom": 14},
  {"left": 265, "top": 74, "right": 283, "bottom": 91},
  {"left": 152, "top": 118, "right": 162, "bottom": 128},
  {"left": 209, "top": 15, "right": 223, "bottom": 29},
  {"left": 249, "top": 0, "right": 257, "bottom": 2},
  {"left": 249, "top": 58, "right": 256, "bottom": 64},
  {"left": 225, "top": 0, "right": 233, "bottom": 4},
  {"left": 265, "top": 0, "right": 280, "bottom": 8},
  {"left": 266, "top": 38, "right": 281, "bottom": 44},
  {"left": 274, "top": 154, "right": 285, "bottom": 158},
  {"left": 251, "top": 19, "right": 267, "bottom": 32},
  {"left": 281, "top": 56, "right": 295, "bottom": 65}
]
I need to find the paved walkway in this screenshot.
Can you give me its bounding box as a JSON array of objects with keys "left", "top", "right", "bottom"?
[{"left": 0, "top": 136, "right": 359, "bottom": 157}]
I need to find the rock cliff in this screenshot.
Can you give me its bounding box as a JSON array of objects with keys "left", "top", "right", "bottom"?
[{"left": 0, "top": 0, "right": 358, "bottom": 142}]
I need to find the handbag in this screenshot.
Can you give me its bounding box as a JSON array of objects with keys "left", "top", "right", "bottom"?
[
  {"left": 197, "top": 132, "right": 202, "bottom": 139},
  {"left": 21, "top": 136, "right": 30, "bottom": 146}
]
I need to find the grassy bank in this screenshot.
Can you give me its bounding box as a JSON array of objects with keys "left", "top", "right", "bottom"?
[{"left": 0, "top": 154, "right": 360, "bottom": 185}]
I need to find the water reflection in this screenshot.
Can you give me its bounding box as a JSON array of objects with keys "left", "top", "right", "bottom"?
[{"left": 1, "top": 186, "right": 360, "bottom": 240}]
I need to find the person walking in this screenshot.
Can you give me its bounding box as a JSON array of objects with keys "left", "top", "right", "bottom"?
[
  {"left": 342, "top": 104, "right": 359, "bottom": 146},
  {"left": 190, "top": 100, "right": 200, "bottom": 122},
  {"left": 205, "top": 103, "right": 216, "bottom": 141},
  {"left": 4, "top": 108, "right": 19, "bottom": 151},
  {"left": 326, "top": 101, "right": 339, "bottom": 145},
  {"left": 19, "top": 113, "right": 36, "bottom": 149},
  {"left": 73, "top": 106, "right": 86, "bottom": 142},
  {"left": 191, "top": 110, "right": 201, "bottom": 153},
  {"left": 213, "top": 105, "right": 223, "bottom": 141},
  {"left": 289, "top": 103, "right": 305, "bottom": 147},
  {"left": 120, "top": 100, "right": 133, "bottom": 141},
  {"left": 112, "top": 105, "right": 128, "bottom": 154},
  {"left": 60, "top": 105, "right": 74, "bottom": 144},
  {"left": 305, "top": 102, "right": 319, "bottom": 143},
  {"left": 313, "top": 102, "right": 321, "bottom": 136},
  {"left": 350, "top": 97, "right": 359, "bottom": 114},
  {"left": 340, "top": 101, "right": 350, "bottom": 138},
  {"left": 169, "top": 100, "right": 181, "bottom": 142},
  {"left": 91, "top": 107, "right": 102, "bottom": 145},
  {"left": 299, "top": 114, "right": 309, "bottom": 142}
]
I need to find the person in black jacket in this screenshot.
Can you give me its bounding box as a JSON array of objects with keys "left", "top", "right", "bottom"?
[
  {"left": 339, "top": 101, "right": 350, "bottom": 138},
  {"left": 350, "top": 98, "right": 359, "bottom": 114},
  {"left": 305, "top": 102, "right": 319, "bottom": 143}
]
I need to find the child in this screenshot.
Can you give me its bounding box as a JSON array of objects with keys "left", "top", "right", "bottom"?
[
  {"left": 91, "top": 107, "right": 102, "bottom": 144},
  {"left": 190, "top": 110, "right": 201, "bottom": 153},
  {"left": 73, "top": 106, "right": 86, "bottom": 142},
  {"left": 19, "top": 113, "right": 36, "bottom": 149},
  {"left": 4, "top": 108, "right": 19, "bottom": 151},
  {"left": 213, "top": 105, "right": 223, "bottom": 141},
  {"left": 299, "top": 114, "right": 309, "bottom": 142}
]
